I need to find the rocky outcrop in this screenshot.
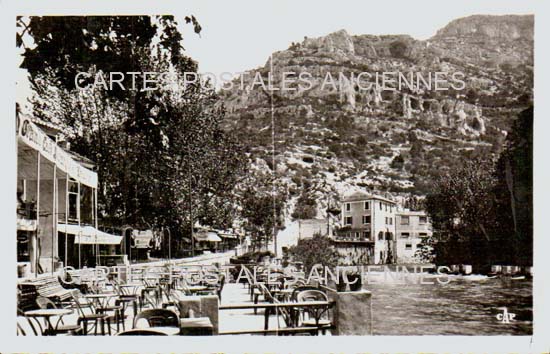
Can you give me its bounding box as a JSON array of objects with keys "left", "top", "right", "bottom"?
[
  {"left": 303, "top": 29, "right": 355, "bottom": 55},
  {"left": 434, "top": 15, "right": 534, "bottom": 41}
]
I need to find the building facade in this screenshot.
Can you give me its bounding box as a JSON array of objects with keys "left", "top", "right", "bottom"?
[
  {"left": 336, "top": 192, "right": 397, "bottom": 264},
  {"left": 395, "top": 210, "right": 433, "bottom": 263},
  {"left": 333, "top": 192, "right": 432, "bottom": 264}
]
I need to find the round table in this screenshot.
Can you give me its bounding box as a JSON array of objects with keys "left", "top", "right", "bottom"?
[{"left": 24, "top": 308, "right": 73, "bottom": 335}]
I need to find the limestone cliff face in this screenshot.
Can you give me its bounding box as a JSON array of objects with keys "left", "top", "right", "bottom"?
[
  {"left": 220, "top": 14, "right": 532, "bottom": 200},
  {"left": 430, "top": 15, "right": 533, "bottom": 68},
  {"left": 434, "top": 15, "right": 533, "bottom": 41}
]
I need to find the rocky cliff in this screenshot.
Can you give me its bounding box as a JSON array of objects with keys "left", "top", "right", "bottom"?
[{"left": 219, "top": 14, "right": 533, "bottom": 218}]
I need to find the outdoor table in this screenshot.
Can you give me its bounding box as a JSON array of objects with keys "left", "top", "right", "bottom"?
[
  {"left": 186, "top": 285, "right": 209, "bottom": 294},
  {"left": 24, "top": 308, "right": 73, "bottom": 335},
  {"left": 179, "top": 317, "right": 213, "bottom": 336}
]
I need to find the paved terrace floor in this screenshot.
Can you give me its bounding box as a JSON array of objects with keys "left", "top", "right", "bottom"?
[
  {"left": 219, "top": 283, "right": 288, "bottom": 334},
  {"left": 19, "top": 283, "right": 290, "bottom": 336}
]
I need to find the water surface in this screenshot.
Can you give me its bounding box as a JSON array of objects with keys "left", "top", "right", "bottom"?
[{"left": 366, "top": 275, "right": 532, "bottom": 335}]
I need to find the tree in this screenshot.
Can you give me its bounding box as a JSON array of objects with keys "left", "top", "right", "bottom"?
[
  {"left": 291, "top": 189, "right": 317, "bottom": 220},
  {"left": 239, "top": 171, "right": 287, "bottom": 252},
  {"left": 389, "top": 40, "right": 409, "bottom": 58},
  {"left": 390, "top": 154, "right": 405, "bottom": 170},
  {"left": 18, "top": 16, "right": 247, "bottom": 256},
  {"left": 493, "top": 107, "right": 533, "bottom": 265},
  {"left": 403, "top": 195, "right": 424, "bottom": 211},
  {"left": 287, "top": 233, "right": 340, "bottom": 274},
  {"left": 425, "top": 157, "right": 499, "bottom": 268},
  {"left": 425, "top": 105, "right": 533, "bottom": 269}
]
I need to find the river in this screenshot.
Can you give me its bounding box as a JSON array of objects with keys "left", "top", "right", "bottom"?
[{"left": 366, "top": 275, "right": 532, "bottom": 335}]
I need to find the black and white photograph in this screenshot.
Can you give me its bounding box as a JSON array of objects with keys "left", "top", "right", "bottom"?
[{"left": 5, "top": 0, "right": 546, "bottom": 349}]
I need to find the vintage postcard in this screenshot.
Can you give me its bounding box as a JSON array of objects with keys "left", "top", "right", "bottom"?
[{"left": 1, "top": 1, "right": 548, "bottom": 353}]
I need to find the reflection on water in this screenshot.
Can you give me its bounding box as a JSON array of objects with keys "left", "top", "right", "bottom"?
[{"left": 366, "top": 275, "right": 532, "bottom": 335}]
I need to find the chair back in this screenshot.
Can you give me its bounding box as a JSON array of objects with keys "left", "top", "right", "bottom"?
[
  {"left": 117, "top": 329, "right": 169, "bottom": 336},
  {"left": 69, "top": 292, "right": 93, "bottom": 317},
  {"left": 36, "top": 296, "right": 58, "bottom": 309},
  {"left": 133, "top": 308, "right": 179, "bottom": 328},
  {"left": 296, "top": 289, "right": 328, "bottom": 303},
  {"left": 290, "top": 286, "right": 321, "bottom": 301}
]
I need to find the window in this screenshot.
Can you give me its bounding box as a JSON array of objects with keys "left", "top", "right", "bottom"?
[
  {"left": 389, "top": 217, "right": 393, "bottom": 225},
  {"left": 380, "top": 202, "right": 383, "bottom": 210},
  {"left": 419, "top": 233, "right": 428, "bottom": 238},
  {"left": 345, "top": 203, "right": 351, "bottom": 211},
  {"left": 385, "top": 217, "right": 388, "bottom": 224},
  {"left": 364, "top": 201, "right": 369, "bottom": 210},
  {"left": 378, "top": 231, "right": 384, "bottom": 240},
  {"left": 362, "top": 231, "right": 370, "bottom": 240},
  {"left": 419, "top": 216, "right": 428, "bottom": 224},
  {"left": 345, "top": 216, "right": 352, "bottom": 225},
  {"left": 401, "top": 216, "right": 410, "bottom": 225},
  {"left": 401, "top": 232, "right": 410, "bottom": 238},
  {"left": 405, "top": 243, "right": 412, "bottom": 250},
  {"left": 68, "top": 181, "right": 79, "bottom": 221},
  {"left": 385, "top": 232, "right": 393, "bottom": 241},
  {"left": 354, "top": 232, "right": 360, "bottom": 238},
  {"left": 362, "top": 215, "right": 371, "bottom": 224}
]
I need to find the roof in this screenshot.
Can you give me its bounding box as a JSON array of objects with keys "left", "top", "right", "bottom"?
[
  {"left": 396, "top": 210, "right": 428, "bottom": 216},
  {"left": 342, "top": 192, "right": 396, "bottom": 204}
]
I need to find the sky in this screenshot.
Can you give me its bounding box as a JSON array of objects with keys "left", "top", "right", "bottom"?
[
  {"left": 15, "top": 0, "right": 536, "bottom": 108},
  {"left": 176, "top": 0, "right": 535, "bottom": 76}
]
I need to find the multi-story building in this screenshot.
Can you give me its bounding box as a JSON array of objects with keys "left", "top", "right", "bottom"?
[
  {"left": 336, "top": 192, "right": 397, "bottom": 264},
  {"left": 333, "top": 192, "right": 433, "bottom": 264},
  {"left": 395, "top": 210, "right": 432, "bottom": 263}
]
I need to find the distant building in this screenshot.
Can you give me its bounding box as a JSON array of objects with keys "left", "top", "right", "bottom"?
[
  {"left": 395, "top": 210, "right": 432, "bottom": 263},
  {"left": 335, "top": 192, "right": 397, "bottom": 264},
  {"left": 298, "top": 219, "right": 330, "bottom": 240},
  {"left": 332, "top": 191, "right": 432, "bottom": 264}
]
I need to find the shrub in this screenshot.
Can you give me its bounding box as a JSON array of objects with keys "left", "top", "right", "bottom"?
[{"left": 389, "top": 40, "right": 409, "bottom": 58}]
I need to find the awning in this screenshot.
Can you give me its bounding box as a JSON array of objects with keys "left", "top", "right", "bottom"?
[
  {"left": 193, "top": 231, "right": 222, "bottom": 242},
  {"left": 17, "top": 114, "right": 98, "bottom": 188},
  {"left": 17, "top": 218, "right": 37, "bottom": 231},
  {"left": 57, "top": 223, "right": 123, "bottom": 245},
  {"left": 218, "top": 232, "right": 238, "bottom": 239}
]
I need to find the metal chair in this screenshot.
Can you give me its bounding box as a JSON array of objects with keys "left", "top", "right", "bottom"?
[
  {"left": 69, "top": 293, "right": 112, "bottom": 335},
  {"left": 295, "top": 289, "right": 332, "bottom": 335},
  {"left": 116, "top": 328, "right": 169, "bottom": 336},
  {"left": 17, "top": 308, "right": 40, "bottom": 336},
  {"left": 111, "top": 278, "right": 140, "bottom": 320},
  {"left": 133, "top": 308, "right": 179, "bottom": 329},
  {"left": 35, "top": 296, "right": 82, "bottom": 335}
]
